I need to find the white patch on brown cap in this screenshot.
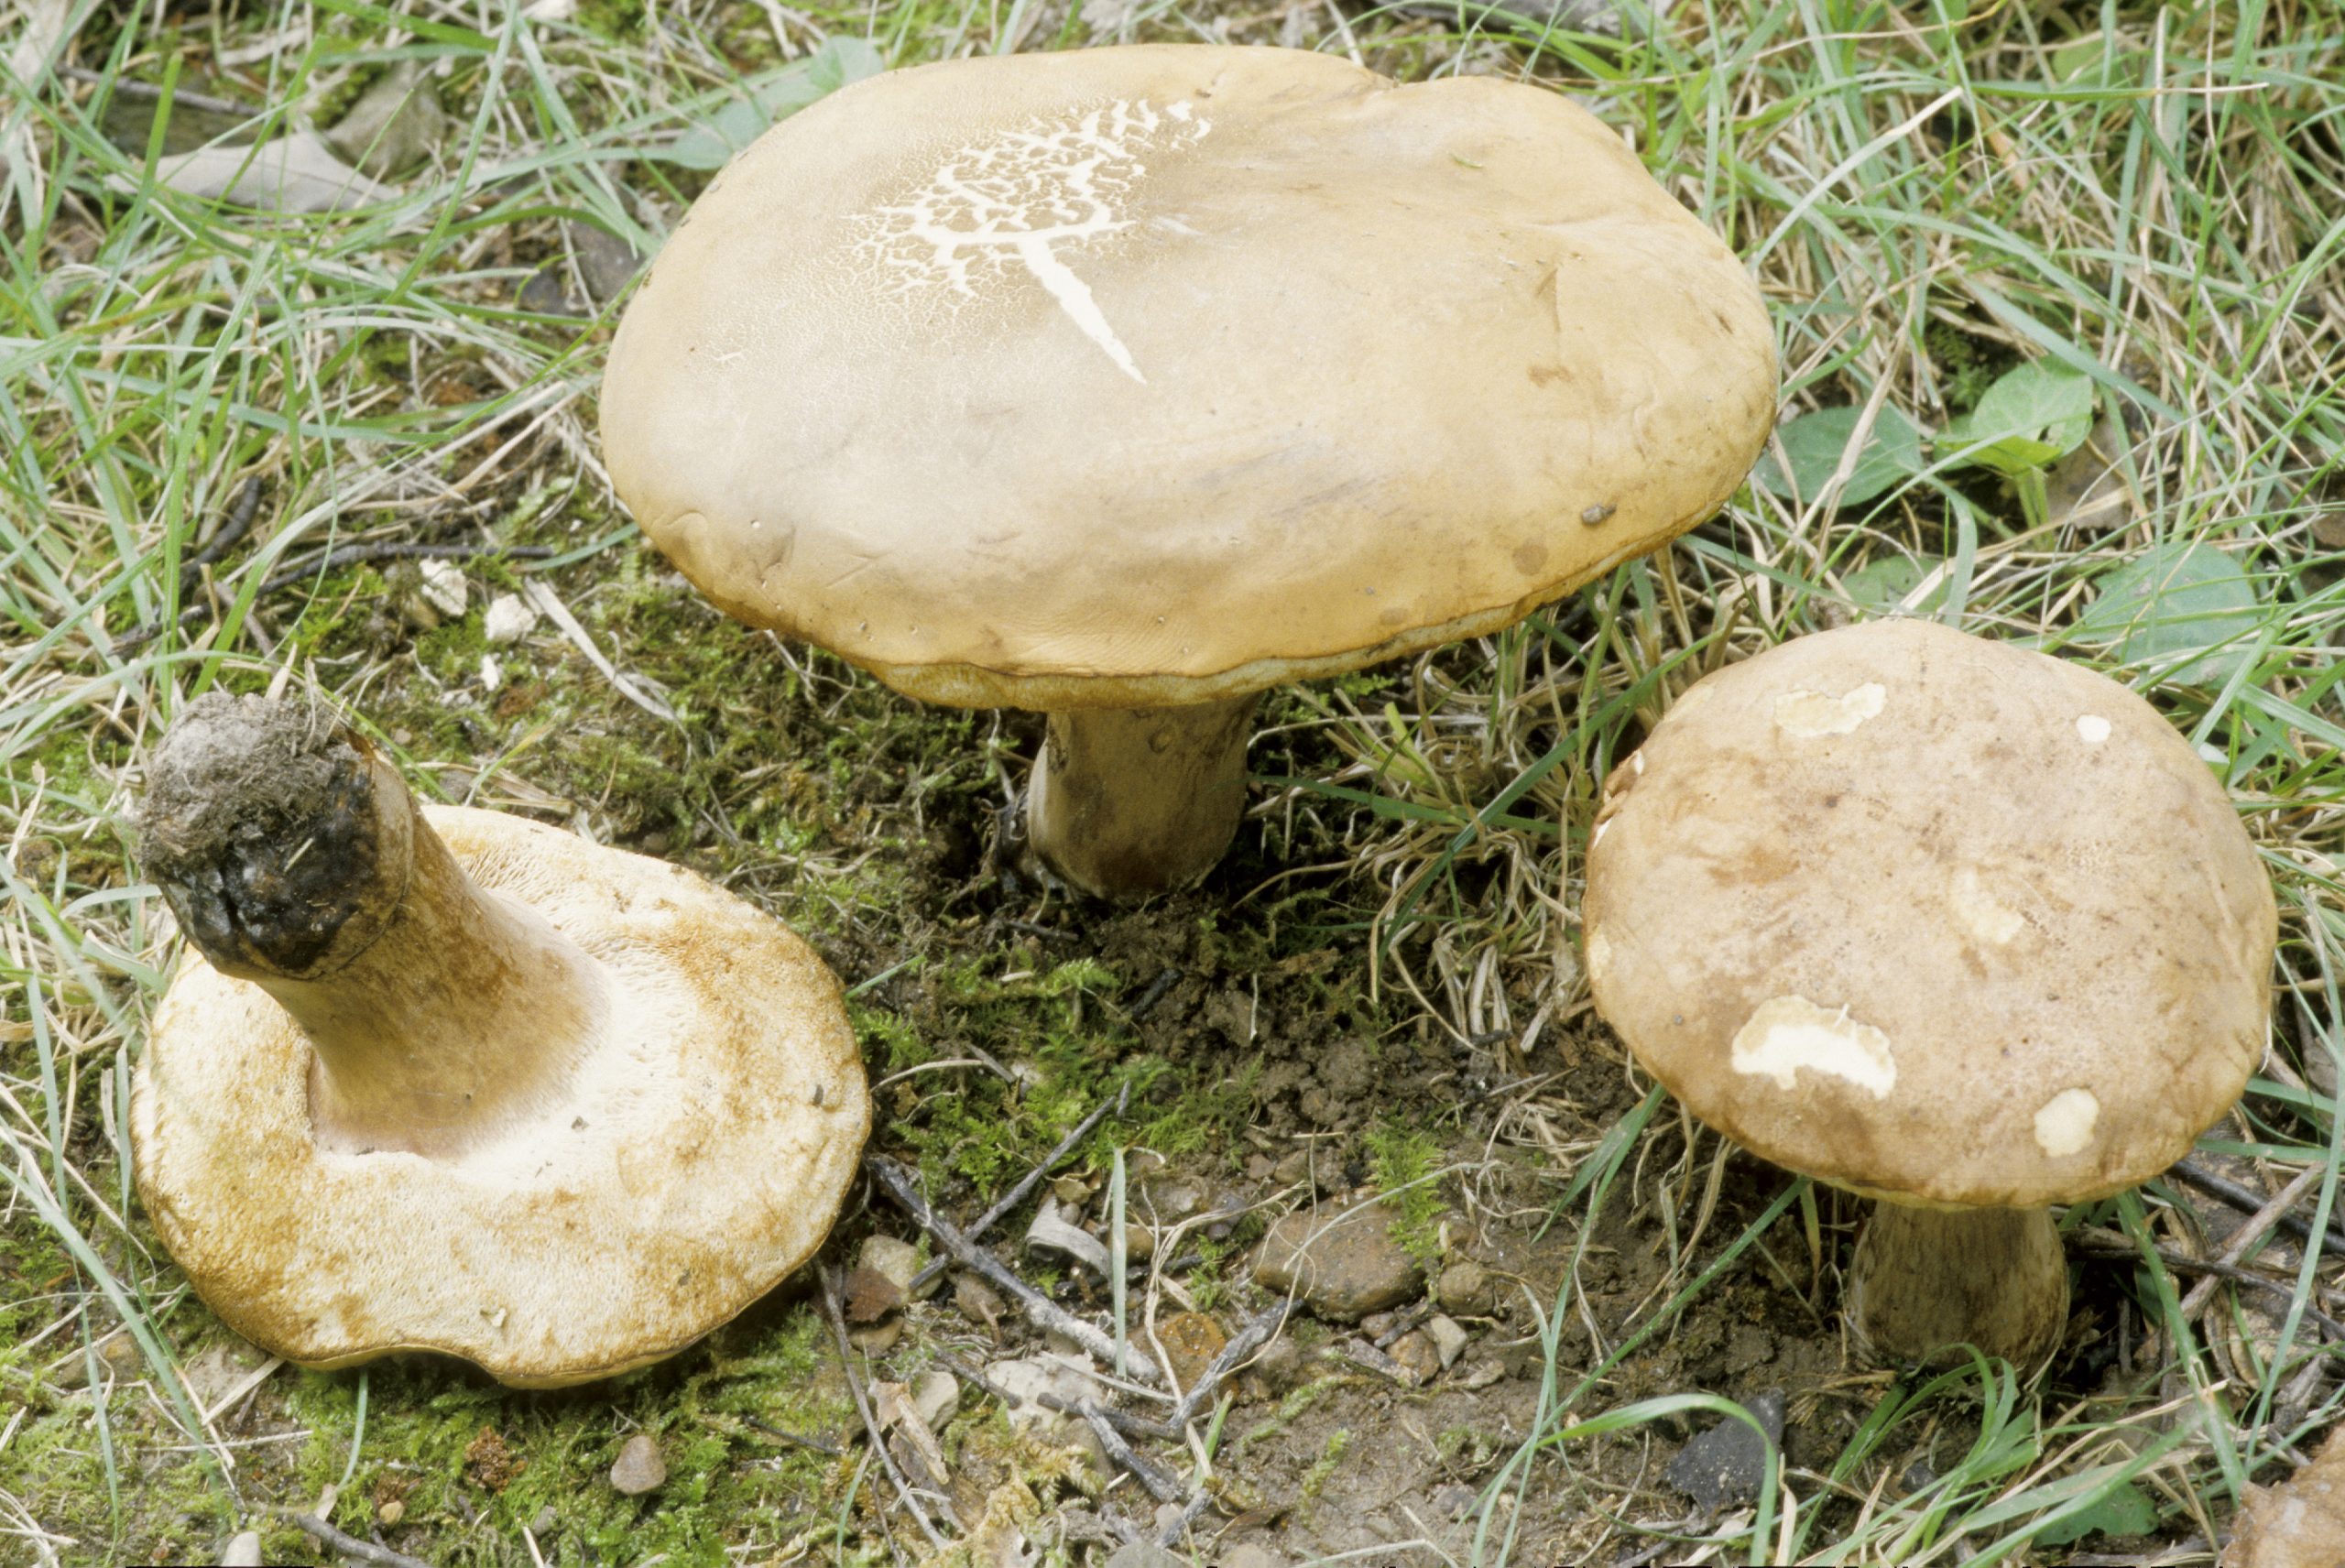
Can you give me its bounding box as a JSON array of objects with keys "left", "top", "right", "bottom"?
[
  {"left": 2077, "top": 714, "right": 2111, "bottom": 745},
  {"left": 1949, "top": 866, "right": 2027, "bottom": 946},
  {"left": 2033, "top": 1087, "right": 2100, "bottom": 1158},
  {"left": 1729, "top": 996, "right": 1896, "bottom": 1097},
  {"left": 1772, "top": 682, "right": 1886, "bottom": 737}
]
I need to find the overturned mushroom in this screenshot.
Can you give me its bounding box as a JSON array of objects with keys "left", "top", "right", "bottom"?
[
  {"left": 1583, "top": 619, "right": 2274, "bottom": 1369},
  {"left": 132, "top": 692, "right": 869, "bottom": 1387},
  {"left": 599, "top": 43, "right": 1776, "bottom": 898}
]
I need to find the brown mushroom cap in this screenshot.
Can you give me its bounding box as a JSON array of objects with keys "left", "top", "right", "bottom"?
[
  {"left": 2228, "top": 1424, "right": 2345, "bottom": 1568},
  {"left": 600, "top": 43, "right": 1776, "bottom": 710},
  {"left": 133, "top": 806, "right": 869, "bottom": 1388},
  {"left": 1582, "top": 618, "right": 2274, "bottom": 1211}
]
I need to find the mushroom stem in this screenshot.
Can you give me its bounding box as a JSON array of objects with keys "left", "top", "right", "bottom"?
[
  {"left": 140, "top": 695, "right": 601, "bottom": 1158},
  {"left": 1027, "top": 695, "right": 1260, "bottom": 898},
  {"left": 1849, "top": 1201, "right": 2069, "bottom": 1371}
]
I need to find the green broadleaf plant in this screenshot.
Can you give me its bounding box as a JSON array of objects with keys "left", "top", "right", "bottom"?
[
  {"left": 653, "top": 38, "right": 885, "bottom": 169},
  {"left": 1754, "top": 405, "right": 1926, "bottom": 507},
  {"left": 2071, "top": 541, "right": 2263, "bottom": 686}
]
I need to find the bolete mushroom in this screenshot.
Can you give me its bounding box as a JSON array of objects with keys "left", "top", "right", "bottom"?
[
  {"left": 131, "top": 692, "right": 869, "bottom": 1387},
  {"left": 2227, "top": 1423, "right": 2345, "bottom": 1568},
  {"left": 599, "top": 43, "right": 1776, "bottom": 898},
  {"left": 1582, "top": 618, "right": 2275, "bottom": 1369}
]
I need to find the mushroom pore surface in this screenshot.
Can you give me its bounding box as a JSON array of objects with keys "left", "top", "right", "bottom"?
[{"left": 134, "top": 695, "right": 871, "bottom": 1385}]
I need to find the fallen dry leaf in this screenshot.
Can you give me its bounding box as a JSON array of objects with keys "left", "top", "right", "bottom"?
[{"left": 151, "top": 131, "right": 395, "bottom": 212}]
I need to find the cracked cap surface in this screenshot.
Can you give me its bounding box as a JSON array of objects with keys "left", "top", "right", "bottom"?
[
  {"left": 600, "top": 44, "right": 1776, "bottom": 710},
  {"left": 1581, "top": 619, "right": 2274, "bottom": 1210}
]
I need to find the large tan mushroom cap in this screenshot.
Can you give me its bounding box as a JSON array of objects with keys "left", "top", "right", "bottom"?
[
  {"left": 133, "top": 807, "right": 870, "bottom": 1388},
  {"left": 601, "top": 44, "right": 1776, "bottom": 710},
  {"left": 1583, "top": 618, "right": 2274, "bottom": 1211}
]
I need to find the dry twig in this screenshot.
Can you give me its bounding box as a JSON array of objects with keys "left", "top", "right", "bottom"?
[
  {"left": 867, "top": 1154, "right": 1164, "bottom": 1385},
  {"left": 265, "top": 1509, "right": 433, "bottom": 1568},
  {"left": 907, "top": 1079, "right": 1129, "bottom": 1294},
  {"left": 820, "top": 1269, "right": 950, "bottom": 1552}
]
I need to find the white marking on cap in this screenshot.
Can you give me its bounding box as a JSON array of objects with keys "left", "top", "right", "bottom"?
[
  {"left": 2034, "top": 1087, "right": 2099, "bottom": 1157},
  {"left": 856, "top": 100, "right": 1210, "bottom": 382},
  {"left": 1773, "top": 682, "right": 1886, "bottom": 737},
  {"left": 2077, "top": 714, "right": 2111, "bottom": 745},
  {"left": 1949, "top": 866, "right": 2026, "bottom": 945},
  {"left": 1730, "top": 996, "right": 1896, "bottom": 1097}
]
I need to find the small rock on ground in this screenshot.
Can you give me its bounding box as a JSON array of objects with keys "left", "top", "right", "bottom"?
[
  {"left": 841, "top": 1265, "right": 904, "bottom": 1323},
  {"left": 911, "top": 1367, "right": 960, "bottom": 1431},
  {"left": 857, "top": 1235, "right": 921, "bottom": 1293},
  {"left": 1156, "top": 1311, "right": 1227, "bottom": 1392},
  {"left": 1388, "top": 1329, "right": 1441, "bottom": 1385},
  {"left": 1104, "top": 1545, "right": 1189, "bottom": 1568},
  {"left": 1663, "top": 1389, "right": 1785, "bottom": 1510},
  {"left": 1217, "top": 1544, "right": 1287, "bottom": 1568},
  {"left": 1426, "top": 1313, "right": 1470, "bottom": 1367},
  {"left": 1254, "top": 1203, "right": 1422, "bottom": 1320},
  {"left": 610, "top": 1433, "right": 667, "bottom": 1496},
  {"left": 1435, "top": 1258, "right": 1496, "bottom": 1315}
]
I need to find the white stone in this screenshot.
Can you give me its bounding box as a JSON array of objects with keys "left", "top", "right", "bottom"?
[
  {"left": 911, "top": 1367, "right": 960, "bottom": 1431},
  {"left": 417, "top": 558, "right": 467, "bottom": 618},
  {"left": 483, "top": 592, "right": 538, "bottom": 645},
  {"left": 1426, "top": 1313, "right": 1469, "bottom": 1368}
]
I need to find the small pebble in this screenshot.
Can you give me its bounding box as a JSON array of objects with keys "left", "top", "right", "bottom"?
[
  {"left": 840, "top": 1265, "right": 904, "bottom": 1324},
  {"left": 1426, "top": 1313, "right": 1470, "bottom": 1368},
  {"left": 609, "top": 1432, "right": 667, "bottom": 1496},
  {"left": 1250, "top": 1337, "right": 1306, "bottom": 1394},
  {"left": 1388, "top": 1329, "right": 1440, "bottom": 1386},
  {"left": 1663, "top": 1390, "right": 1785, "bottom": 1511},
  {"left": 848, "top": 1315, "right": 903, "bottom": 1355},
  {"left": 1218, "top": 1545, "right": 1287, "bottom": 1568},
  {"left": 417, "top": 558, "right": 467, "bottom": 618},
  {"left": 1146, "top": 1180, "right": 1202, "bottom": 1222},
  {"left": 911, "top": 1368, "right": 960, "bottom": 1431},
  {"left": 954, "top": 1273, "right": 1006, "bottom": 1334},
  {"left": 377, "top": 1498, "right": 405, "bottom": 1526},
  {"left": 856, "top": 1236, "right": 920, "bottom": 1294},
  {"left": 1253, "top": 1203, "right": 1423, "bottom": 1320},
  {"left": 1435, "top": 1259, "right": 1495, "bottom": 1315},
  {"left": 1105, "top": 1545, "right": 1188, "bottom": 1568}
]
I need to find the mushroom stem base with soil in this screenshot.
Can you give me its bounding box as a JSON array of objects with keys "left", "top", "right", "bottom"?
[
  {"left": 1849, "top": 1201, "right": 2069, "bottom": 1371},
  {"left": 140, "top": 700, "right": 599, "bottom": 1159},
  {"left": 1027, "top": 694, "right": 1259, "bottom": 898}
]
